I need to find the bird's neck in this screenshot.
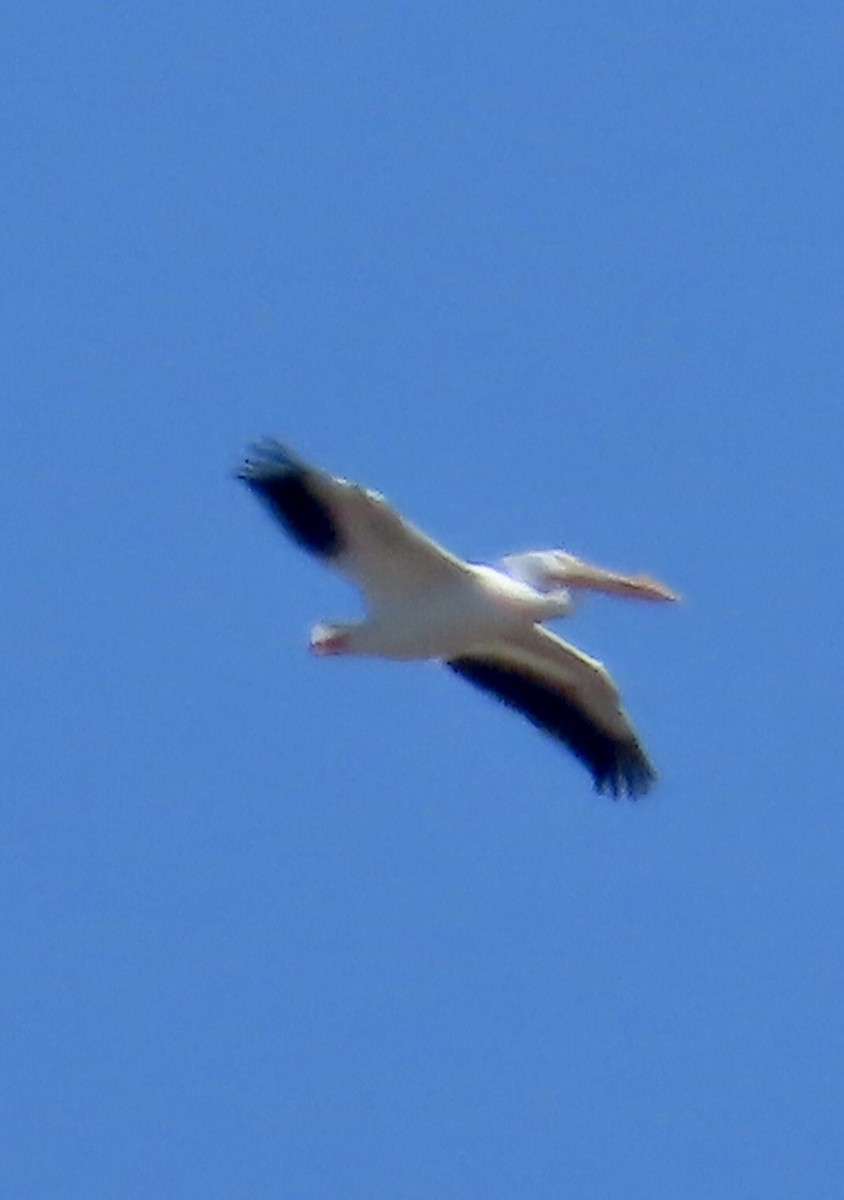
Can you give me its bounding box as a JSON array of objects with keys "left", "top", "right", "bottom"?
[{"left": 539, "top": 588, "right": 574, "bottom": 619}]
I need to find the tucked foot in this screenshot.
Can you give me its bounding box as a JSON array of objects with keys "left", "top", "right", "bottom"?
[{"left": 309, "top": 624, "right": 351, "bottom": 656}]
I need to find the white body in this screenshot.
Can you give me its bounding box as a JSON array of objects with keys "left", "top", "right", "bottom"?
[{"left": 324, "top": 563, "right": 573, "bottom": 660}]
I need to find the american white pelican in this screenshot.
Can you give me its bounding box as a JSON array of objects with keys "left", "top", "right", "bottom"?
[{"left": 238, "top": 440, "right": 679, "bottom": 799}]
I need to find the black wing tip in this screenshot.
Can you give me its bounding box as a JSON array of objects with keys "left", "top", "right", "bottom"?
[
  {"left": 592, "top": 749, "right": 657, "bottom": 801},
  {"left": 237, "top": 437, "right": 342, "bottom": 558},
  {"left": 236, "top": 437, "right": 303, "bottom": 484},
  {"left": 447, "top": 657, "right": 658, "bottom": 802}
]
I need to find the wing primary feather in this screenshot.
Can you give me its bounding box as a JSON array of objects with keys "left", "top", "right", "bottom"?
[
  {"left": 447, "top": 657, "right": 656, "bottom": 799},
  {"left": 238, "top": 440, "right": 342, "bottom": 558}
]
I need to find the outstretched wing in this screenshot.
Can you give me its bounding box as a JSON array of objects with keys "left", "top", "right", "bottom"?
[
  {"left": 238, "top": 439, "right": 468, "bottom": 608},
  {"left": 447, "top": 624, "right": 656, "bottom": 798}
]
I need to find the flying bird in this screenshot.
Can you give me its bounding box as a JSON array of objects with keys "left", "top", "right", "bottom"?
[{"left": 238, "top": 440, "right": 679, "bottom": 799}]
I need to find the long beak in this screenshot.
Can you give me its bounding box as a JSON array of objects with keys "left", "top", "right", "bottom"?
[{"left": 544, "top": 552, "right": 681, "bottom": 602}]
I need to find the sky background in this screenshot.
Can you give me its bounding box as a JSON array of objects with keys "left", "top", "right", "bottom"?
[{"left": 3, "top": 3, "right": 843, "bottom": 1197}]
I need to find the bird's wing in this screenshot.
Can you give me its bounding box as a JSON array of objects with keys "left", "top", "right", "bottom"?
[
  {"left": 446, "top": 623, "right": 656, "bottom": 798},
  {"left": 238, "top": 440, "right": 469, "bottom": 608}
]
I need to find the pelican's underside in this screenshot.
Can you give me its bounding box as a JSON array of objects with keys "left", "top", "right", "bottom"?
[{"left": 238, "top": 439, "right": 675, "bottom": 799}]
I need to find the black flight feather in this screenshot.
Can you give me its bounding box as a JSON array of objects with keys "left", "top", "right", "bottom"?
[
  {"left": 238, "top": 440, "right": 342, "bottom": 558},
  {"left": 447, "top": 657, "right": 656, "bottom": 799}
]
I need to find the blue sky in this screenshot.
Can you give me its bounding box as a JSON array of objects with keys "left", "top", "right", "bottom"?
[{"left": 3, "top": 3, "right": 843, "bottom": 1196}]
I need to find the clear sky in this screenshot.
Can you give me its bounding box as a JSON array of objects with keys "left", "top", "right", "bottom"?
[{"left": 3, "top": 3, "right": 843, "bottom": 1197}]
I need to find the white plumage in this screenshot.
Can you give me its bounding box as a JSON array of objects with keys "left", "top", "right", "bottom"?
[{"left": 238, "top": 440, "right": 679, "bottom": 799}]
